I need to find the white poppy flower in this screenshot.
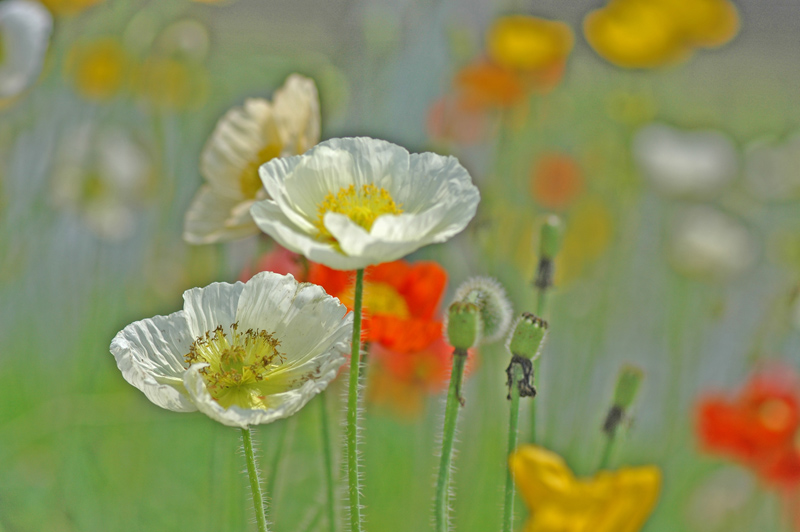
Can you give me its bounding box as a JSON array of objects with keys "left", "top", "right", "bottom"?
[
  {"left": 0, "top": 0, "right": 52, "bottom": 102},
  {"left": 744, "top": 134, "right": 800, "bottom": 202},
  {"left": 250, "top": 137, "right": 481, "bottom": 271},
  {"left": 50, "top": 124, "right": 153, "bottom": 241},
  {"left": 633, "top": 123, "right": 738, "bottom": 197},
  {"left": 111, "top": 272, "right": 352, "bottom": 428},
  {"left": 183, "top": 74, "right": 320, "bottom": 244},
  {"left": 668, "top": 206, "right": 757, "bottom": 279}
]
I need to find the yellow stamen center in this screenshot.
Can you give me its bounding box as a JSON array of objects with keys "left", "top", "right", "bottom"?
[
  {"left": 339, "top": 281, "right": 410, "bottom": 318},
  {"left": 758, "top": 399, "right": 793, "bottom": 432},
  {"left": 240, "top": 142, "right": 282, "bottom": 199},
  {"left": 315, "top": 184, "right": 403, "bottom": 240},
  {"left": 184, "top": 322, "right": 284, "bottom": 410}
]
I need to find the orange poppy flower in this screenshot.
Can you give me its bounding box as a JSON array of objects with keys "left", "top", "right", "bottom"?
[
  {"left": 696, "top": 366, "right": 800, "bottom": 488},
  {"left": 308, "top": 259, "right": 447, "bottom": 353},
  {"left": 530, "top": 152, "right": 584, "bottom": 210},
  {"left": 455, "top": 59, "right": 528, "bottom": 111}
]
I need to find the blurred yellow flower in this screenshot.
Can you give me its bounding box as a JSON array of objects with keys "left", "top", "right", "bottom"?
[
  {"left": 583, "top": 0, "right": 739, "bottom": 68},
  {"left": 65, "top": 37, "right": 129, "bottom": 101},
  {"left": 134, "top": 55, "right": 208, "bottom": 110},
  {"left": 557, "top": 197, "right": 614, "bottom": 284},
  {"left": 510, "top": 445, "right": 661, "bottom": 532},
  {"left": 487, "top": 15, "right": 573, "bottom": 73},
  {"left": 39, "top": 0, "right": 104, "bottom": 16}
]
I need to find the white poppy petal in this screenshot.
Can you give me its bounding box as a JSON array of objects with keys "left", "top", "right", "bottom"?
[
  {"left": 182, "top": 281, "right": 245, "bottom": 337},
  {"left": 0, "top": 0, "right": 52, "bottom": 99},
  {"left": 272, "top": 74, "right": 320, "bottom": 154},
  {"left": 110, "top": 311, "right": 196, "bottom": 412},
  {"left": 183, "top": 185, "right": 260, "bottom": 244}
]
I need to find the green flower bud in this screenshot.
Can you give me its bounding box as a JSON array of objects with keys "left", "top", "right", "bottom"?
[
  {"left": 538, "top": 215, "right": 562, "bottom": 260},
  {"left": 446, "top": 301, "right": 481, "bottom": 350},
  {"left": 452, "top": 276, "right": 513, "bottom": 344},
  {"left": 506, "top": 312, "right": 548, "bottom": 360},
  {"left": 613, "top": 364, "right": 644, "bottom": 410}
]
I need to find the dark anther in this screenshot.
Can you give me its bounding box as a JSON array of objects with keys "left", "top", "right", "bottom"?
[
  {"left": 602, "top": 405, "right": 625, "bottom": 435},
  {"left": 505, "top": 354, "right": 537, "bottom": 399},
  {"left": 533, "top": 257, "right": 554, "bottom": 290}
]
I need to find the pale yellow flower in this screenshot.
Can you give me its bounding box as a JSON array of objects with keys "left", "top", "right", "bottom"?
[
  {"left": 487, "top": 15, "right": 573, "bottom": 72},
  {"left": 184, "top": 74, "right": 320, "bottom": 244},
  {"left": 510, "top": 445, "right": 661, "bottom": 532},
  {"left": 64, "top": 37, "right": 129, "bottom": 101}
]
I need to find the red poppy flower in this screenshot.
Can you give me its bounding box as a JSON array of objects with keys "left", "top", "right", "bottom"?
[
  {"left": 696, "top": 366, "right": 800, "bottom": 488},
  {"left": 308, "top": 260, "right": 447, "bottom": 353}
]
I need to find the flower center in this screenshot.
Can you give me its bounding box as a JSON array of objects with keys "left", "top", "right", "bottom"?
[
  {"left": 240, "top": 142, "right": 282, "bottom": 199},
  {"left": 758, "top": 399, "right": 793, "bottom": 432},
  {"left": 339, "top": 281, "right": 410, "bottom": 318},
  {"left": 315, "top": 184, "right": 403, "bottom": 240},
  {"left": 184, "top": 323, "right": 284, "bottom": 410}
]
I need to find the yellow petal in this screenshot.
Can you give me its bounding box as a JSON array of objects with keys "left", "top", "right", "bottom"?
[{"left": 656, "top": 0, "right": 739, "bottom": 47}]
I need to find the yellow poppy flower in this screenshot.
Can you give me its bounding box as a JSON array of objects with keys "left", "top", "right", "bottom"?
[
  {"left": 64, "top": 37, "right": 129, "bottom": 101},
  {"left": 583, "top": 0, "right": 688, "bottom": 68},
  {"left": 584, "top": 0, "right": 739, "bottom": 68},
  {"left": 510, "top": 445, "right": 661, "bottom": 532},
  {"left": 38, "top": 0, "right": 104, "bottom": 16},
  {"left": 487, "top": 15, "right": 573, "bottom": 72}
]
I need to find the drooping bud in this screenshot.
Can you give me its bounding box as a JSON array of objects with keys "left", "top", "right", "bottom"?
[
  {"left": 452, "top": 276, "right": 513, "bottom": 344},
  {"left": 506, "top": 312, "right": 548, "bottom": 360},
  {"left": 613, "top": 364, "right": 644, "bottom": 410},
  {"left": 602, "top": 364, "right": 644, "bottom": 435},
  {"left": 446, "top": 301, "right": 481, "bottom": 350}
]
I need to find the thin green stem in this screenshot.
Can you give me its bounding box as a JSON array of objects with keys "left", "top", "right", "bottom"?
[
  {"left": 502, "top": 363, "right": 523, "bottom": 532},
  {"left": 241, "top": 427, "right": 269, "bottom": 532},
  {"left": 598, "top": 430, "right": 617, "bottom": 471},
  {"left": 434, "top": 348, "right": 468, "bottom": 532},
  {"left": 319, "top": 392, "right": 338, "bottom": 532},
  {"left": 346, "top": 269, "right": 365, "bottom": 532},
  {"left": 529, "top": 286, "right": 548, "bottom": 443}
]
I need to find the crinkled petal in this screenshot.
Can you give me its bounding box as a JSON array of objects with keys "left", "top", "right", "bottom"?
[
  {"left": 235, "top": 271, "right": 352, "bottom": 368},
  {"left": 272, "top": 74, "right": 320, "bottom": 155},
  {"left": 182, "top": 281, "right": 245, "bottom": 338},
  {"left": 109, "top": 311, "right": 196, "bottom": 412},
  {"left": 183, "top": 185, "right": 259, "bottom": 244},
  {"left": 251, "top": 200, "right": 376, "bottom": 270}
]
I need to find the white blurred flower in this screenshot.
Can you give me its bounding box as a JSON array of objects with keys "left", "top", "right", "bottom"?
[
  {"left": 183, "top": 74, "right": 320, "bottom": 244},
  {"left": 684, "top": 467, "right": 754, "bottom": 532},
  {"left": 633, "top": 123, "right": 738, "bottom": 197},
  {"left": 50, "top": 125, "right": 152, "bottom": 240},
  {"left": 110, "top": 272, "right": 352, "bottom": 428},
  {"left": 0, "top": 0, "right": 52, "bottom": 102},
  {"left": 744, "top": 134, "right": 800, "bottom": 202},
  {"left": 250, "top": 137, "right": 480, "bottom": 270},
  {"left": 668, "top": 206, "right": 757, "bottom": 279}
]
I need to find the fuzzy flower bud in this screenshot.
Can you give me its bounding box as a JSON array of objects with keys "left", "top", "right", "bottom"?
[
  {"left": 506, "top": 312, "right": 548, "bottom": 360},
  {"left": 446, "top": 301, "right": 481, "bottom": 350},
  {"left": 452, "top": 276, "right": 513, "bottom": 344},
  {"left": 613, "top": 364, "right": 644, "bottom": 410}
]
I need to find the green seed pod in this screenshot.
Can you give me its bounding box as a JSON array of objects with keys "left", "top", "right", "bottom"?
[
  {"left": 446, "top": 301, "right": 481, "bottom": 350},
  {"left": 613, "top": 364, "right": 644, "bottom": 410},
  {"left": 452, "top": 276, "right": 513, "bottom": 344},
  {"left": 506, "top": 312, "right": 548, "bottom": 360}
]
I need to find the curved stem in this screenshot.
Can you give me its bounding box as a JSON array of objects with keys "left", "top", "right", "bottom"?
[
  {"left": 434, "top": 348, "right": 468, "bottom": 532},
  {"left": 319, "top": 392, "right": 338, "bottom": 532},
  {"left": 241, "top": 427, "right": 269, "bottom": 532},
  {"left": 346, "top": 269, "right": 365, "bottom": 532},
  {"left": 502, "top": 363, "right": 523, "bottom": 532}
]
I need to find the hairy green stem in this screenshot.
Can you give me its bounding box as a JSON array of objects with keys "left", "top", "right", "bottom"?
[
  {"left": 346, "top": 269, "right": 365, "bottom": 532},
  {"left": 502, "top": 363, "right": 523, "bottom": 532},
  {"left": 319, "top": 393, "right": 338, "bottom": 532},
  {"left": 241, "top": 427, "right": 269, "bottom": 532},
  {"left": 434, "top": 348, "right": 468, "bottom": 532},
  {"left": 529, "top": 288, "right": 548, "bottom": 443}
]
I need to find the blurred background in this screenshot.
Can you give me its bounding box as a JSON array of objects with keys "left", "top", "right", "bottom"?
[{"left": 2, "top": 0, "right": 800, "bottom": 530}]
